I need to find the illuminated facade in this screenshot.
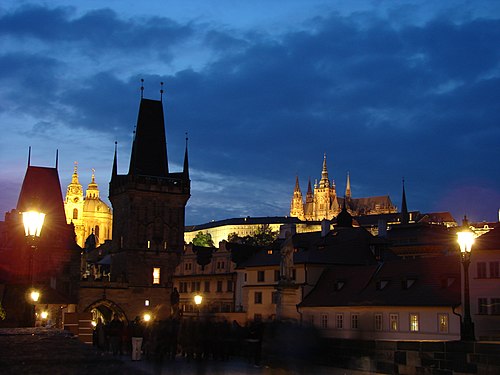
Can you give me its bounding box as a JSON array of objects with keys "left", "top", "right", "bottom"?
[
  {"left": 290, "top": 154, "right": 397, "bottom": 221},
  {"left": 64, "top": 164, "right": 112, "bottom": 248}
]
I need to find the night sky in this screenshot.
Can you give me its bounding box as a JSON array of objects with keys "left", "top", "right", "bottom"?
[{"left": 1, "top": 1, "right": 499, "bottom": 225}]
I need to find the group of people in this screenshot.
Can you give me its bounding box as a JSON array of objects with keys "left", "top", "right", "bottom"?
[
  {"left": 93, "top": 314, "right": 146, "bottom": 360},
  {"left": 92, "top": 314, "right": 264, "bottom": 364}
]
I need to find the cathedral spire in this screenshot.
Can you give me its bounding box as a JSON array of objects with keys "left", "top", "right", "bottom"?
[
  {"left": 401, "top": 178, "right": 409, "bottom": 224},
  {"left": 345, "top": 171, "right": 351, "bottom": 199},
  {"left": 319, "top": 153, "right": 330, "bottom": 188},
  {"left": 306, "top": 177, "right": 313, "bottom": 203},
  {"left": 112, "top": 141, "right": 118, "bottom": 178}
]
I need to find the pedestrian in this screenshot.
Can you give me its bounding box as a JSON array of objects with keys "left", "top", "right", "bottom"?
[
  {"left": 108, "top": 313, "right": 124, "bottom": 356},
  {"left": 130, "top": 316, "right": 144, "bottom": 361}
]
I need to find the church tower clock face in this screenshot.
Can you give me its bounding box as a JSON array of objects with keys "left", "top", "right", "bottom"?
[{"left": 73, "top": 197, "right": 79, "bottom": 203}]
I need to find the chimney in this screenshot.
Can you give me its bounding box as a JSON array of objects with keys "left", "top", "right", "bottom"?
[{"left": 321, "top": 219, "right": 330, "bottom": 237}]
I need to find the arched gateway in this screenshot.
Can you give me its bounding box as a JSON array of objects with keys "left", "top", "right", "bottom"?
[{"left": 85, "top": 299, "right": 128, "bottom": 323}]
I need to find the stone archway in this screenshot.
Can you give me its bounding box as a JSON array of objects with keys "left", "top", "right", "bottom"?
[{"left": 84, "top": 299, "right": 128, "bottom": 324}]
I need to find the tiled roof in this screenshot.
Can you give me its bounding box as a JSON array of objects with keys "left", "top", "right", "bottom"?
[
  {"left": 474, "top": 227, "right": 500, "bottom": 251},
  {"left": 299, "top": 255, "right": 461, "bottom": 308},
  {"left": 243, "top": 226, "right": 383, "bottom": 268}
]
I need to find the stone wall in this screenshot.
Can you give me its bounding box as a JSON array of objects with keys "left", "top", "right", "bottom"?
[{"left": 320, "top": 338, "right": 500, "bottom": 374}]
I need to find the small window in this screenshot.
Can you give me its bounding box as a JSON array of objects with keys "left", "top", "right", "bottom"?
[
  {"left": 410, "top": 313, "right": 419, "bottom": 332},
  {"left": 477, "top": 262, "right": 487, "bottom": 278},
  {"left": 374, "top": 313, "right": 383, "bottom": 331},
  {"left": 185, "top": 263, "right": 192, "bottom": 271},
  {"left": 490, "top": 262, "right": 499, "bottom": 278},
  {"left": 73, "top": 208, "right": 78, "bottom": 220},
  {"left": 377, "top": 280, "right": 389, "bottom": 290},
  {"left": 204, "top": 281, "right": 210, "bottom": 292},
  {"left": 94, "top": 225, "right": 100, "bottom": 240},
  {"left": 351, "top": 314, "right": 359, "bottom": 329},
  {"left": 292, "top": 269, "right": 296, "bottom": 281},
  {"left": 153, "top": 267, "right": 160, "bottom": 284},
  {"left": 226, "top": 280, "right": 233, "bottom": 292},
  {"left": 274, "top": 270, "right": 280, "bottom": 282},
  {"left": 320, "top": 314, "right": 328, "bottom": 329},
  {"left": 217, "top": 280, "right": 223, "bottom": 292},
  {"left": 257, "top": 271, "right": 265, "bottom": 282},
  {"left": 244, "top": 273, "right": 247, "bottom": 282},
  {"left": 438, "top": 313, "right": 449, "bottom": 333},
  {"left": 491, "top": 298, "right": 500, "bottom": 315},
  {"left": 254, "top": 291, "right": 262, "bottom": 304},
  {"left": 478, "top": 298, "right": 488, "bottom": 314},
  {"left": 336, "top": 313, "right": 344, "bottom": 329},
  {"left": 390, "top": 314, "right": 399, "bottom": 331}
]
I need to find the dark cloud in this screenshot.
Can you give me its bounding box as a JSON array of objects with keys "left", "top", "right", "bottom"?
[{"left": 1, "top": 3, "right": 499, "bottom": 224}]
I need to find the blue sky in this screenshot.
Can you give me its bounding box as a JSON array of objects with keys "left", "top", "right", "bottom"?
[{"left": 1, "top": 1, "right": 499, "bottom": 225}]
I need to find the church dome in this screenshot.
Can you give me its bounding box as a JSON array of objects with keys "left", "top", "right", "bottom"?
[{"left": 83, "top": 197, "right": 111, "bottom": 213}]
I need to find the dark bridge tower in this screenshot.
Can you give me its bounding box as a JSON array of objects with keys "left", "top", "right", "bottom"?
[{"left": 108, "top": 94, "right": 190, "bottom": 319}]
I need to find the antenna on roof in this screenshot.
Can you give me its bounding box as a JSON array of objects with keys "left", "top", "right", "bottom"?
[
  {"left": 55, "top": 149, "right": 59, "bottom": 170},
  {"left": 140, "top": 78, "right": 144, "bottom": 99},
  {"left": 160, "top": 82, "right": 164, "bottom": 101},
  {"left": 27, "top": 146, "right": 31, "bottom": 167}
]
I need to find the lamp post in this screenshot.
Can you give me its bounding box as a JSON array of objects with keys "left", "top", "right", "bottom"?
[
  {"left": 22, "top": 209, "right": 45, "bottom": 326},
  {"left": 457, "top": 220, "right": 475, "bottom": 341},
  {"left": 194, "top": 294, "right": 203, "bottom": 319}
]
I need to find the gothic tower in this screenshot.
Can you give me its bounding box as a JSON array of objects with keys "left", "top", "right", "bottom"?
[
  {"left": 290, "top": 176, "right": 305, "bottom": 219},
  {"left": 107, "top": 93, "right": 190, "bottom": 319},
  {"left": 312, "top": 154, "right": 338, "bottom": 220}
]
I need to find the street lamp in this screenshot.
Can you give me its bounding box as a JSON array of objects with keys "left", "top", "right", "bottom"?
[
  {"left": 457, "top": 219, "right": 475, "bottom": 341},
  {"left": 22, "top": 209, "right": 45, "bottom": 327},
  {"left": 194, "top": 294, "right": 203, "bottom": 318}
]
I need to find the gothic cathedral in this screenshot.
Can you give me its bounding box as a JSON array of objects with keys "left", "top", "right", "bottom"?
[{"left": 290, "top": 154, "right": 397, "bottom": 221}]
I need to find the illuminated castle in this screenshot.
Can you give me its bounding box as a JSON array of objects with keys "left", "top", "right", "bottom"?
[{"left": 290, "top": 154, "right": 397, "bottom": 221}]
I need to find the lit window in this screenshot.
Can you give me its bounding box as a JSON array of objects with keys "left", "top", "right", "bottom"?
[
  {"left": 153, "top": 267, "right": 160, "bottom": 284},
  {"left": 390, "top": 314, "right": 399, "bottom": 331},
  {"left": 351, "top": 314, "right": 359, "bottom": 329},
  {"left": 374, "top": 313, "right": 383, "bottom": 331},
  {"left": 410, "top": 313, "right": 419, "bottom": 332},
  {"left": 145, "top": 299, "right": 150, "bottom": 306},
  {"left": 336, "top": 313, "right": 344, "bottom": 329},
  {"left": 438, "top": 313, "right": 448, "bottom": 333}
]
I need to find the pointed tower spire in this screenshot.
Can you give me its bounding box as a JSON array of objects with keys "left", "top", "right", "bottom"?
[
  {"left": 112, "top": 141, "right": 118, "bottom": 178},
  {"left": 27, "top": 146, "right": 31, "bottom": 167},
  {"left": 72, "top": 162, "right": 80, "bottom": 184},
  {"left": 160, "top": 82, "right": 164, "bottom": 102},
  {"left": 306, "top": 177, "right": 313, "bottom": 204},
  {"left": 86, "top": 168, "right": 99, "bottom": 199},
  {"left": 319, "top": 153, "right": 330, "bottom": 188},
  {"left": 183, "top": 132, "right": 189, "bottom": 178},
  {"left": 401, "top": 178, "right": 409, "bottom": 224},
  {"left": 290, "top": 175, "right": 305, "bottom": 219},
  {"left": 345, "top": 171, "right": 351, "bottom": 200},
  {"left": 55, "top": 149, "right": 59, "bottom": 170}
]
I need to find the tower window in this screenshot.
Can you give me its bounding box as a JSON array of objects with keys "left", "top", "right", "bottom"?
[
  {"left": 153, "top": 267, "right": 160, "bottom": 284},
  {"left": 95, "top": 225, "right": 100, "bottom": 239},
  {"left": 73, "top": 208, "right": 78, "bottom": 220}
]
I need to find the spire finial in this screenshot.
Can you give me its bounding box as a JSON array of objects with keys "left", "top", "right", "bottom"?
[
  {"left": 74, "top": 161, "right": 78, "bottom": 174},
  {"left": 91, "top": 168, "right": 96, "bottom": 183},
  {"left": 140, "top": 78, "right": 144, "bottom": 99},
  {"left": 160, "top": 81, "right": 164, "bottom": 101}
]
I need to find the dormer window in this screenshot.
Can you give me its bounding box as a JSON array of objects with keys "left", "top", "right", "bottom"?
[
  {"left": 376, "top": 280, "right": 389, "bottom": 290},
  {"left": 403, "top": 278, "right": 416, "bottom": 289}
]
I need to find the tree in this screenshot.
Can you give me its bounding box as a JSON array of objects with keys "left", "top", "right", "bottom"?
[
  {"left": 192, "top": 231, "right": 214, "bottom": 247},
  {"left": 227, "top": 225, "right": 277, "bottom": 246}
]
